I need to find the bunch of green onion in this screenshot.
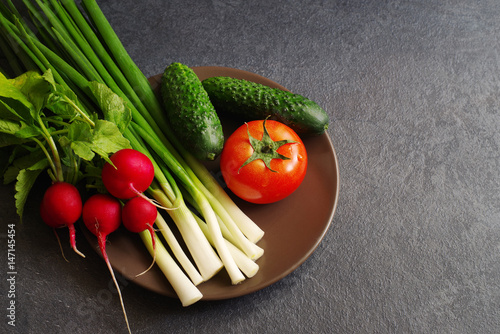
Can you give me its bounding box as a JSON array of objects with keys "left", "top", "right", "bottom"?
[{"left": 0, "top": 0, "right": 264, "bottom": 306}]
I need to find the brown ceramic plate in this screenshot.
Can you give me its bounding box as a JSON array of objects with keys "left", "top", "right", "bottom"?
[{"left": 83, "top": 66, "right": 339, "bottom": 301}]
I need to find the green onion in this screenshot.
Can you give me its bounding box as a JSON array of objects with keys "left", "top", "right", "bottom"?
[
  {"left": 0, "top": 0, "right": 265, "bottom": 302},
  {"left": 77, "top": 0, "right": 264, "bottom": 245}
]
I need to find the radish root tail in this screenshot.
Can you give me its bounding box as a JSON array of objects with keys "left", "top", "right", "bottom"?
[
  {"left": 135, "top": 225, "right": 156, "bottom": 278},
  {"left": 99, "top": 237, "right": 132, "bottom": 334},
  {"left": 67, "top": 224, "right": 86, "bottom": 258},
  {"left": 53, "top": 228, "right": 69, "bottom": 263},
  {"left": 136, "top": 190, "right": 177, "bottom": 211}
]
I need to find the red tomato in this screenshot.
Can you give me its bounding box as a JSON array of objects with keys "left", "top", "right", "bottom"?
[{"left": 220, "top": 119, "right": 307, "bottom": 204}]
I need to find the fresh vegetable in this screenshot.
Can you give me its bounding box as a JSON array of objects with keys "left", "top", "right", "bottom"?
[
  {"left": 82, "top": 194, "right": 122, "bottom": 251},
  {"left": 160, "top": 62, "right": 224, "bottom": 161},
  {"left": 122, "top": 196, "right": 157, "bottom": 236},
  {"left": 40, "top": 181, "right": 84, "bottom": 257},
  {"left": 202, "top": 76, "right": 329, "bottom": 135},
  {"left": 82, "top": 193, "right": 131, "bottom": 334},
  {"left": 220, "top": 119, "right": 307, "bottom": 204},
  {"left": 122, "top": 196, "right": 158, "bottom": 276},
  {"left": 101, "top": 148, "right": 155, "bottom": 199}
]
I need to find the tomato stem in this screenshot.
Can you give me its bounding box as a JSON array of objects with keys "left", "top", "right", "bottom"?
[{"left": 239, "top": 119, "right": 297, "bottom": 173}]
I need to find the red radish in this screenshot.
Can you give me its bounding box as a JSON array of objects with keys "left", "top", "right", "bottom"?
[
  {"left": 122, "top": 196, "right": 158, "bottom": 276},
  {"left": 82, "top": 194, "right": 131, "bottom": 334},
  {"left": 40, "top": 182, "right": 85, "bottom": 258},
  {"left": 101, "top": 149, "right": 155, "bottom": 199}
]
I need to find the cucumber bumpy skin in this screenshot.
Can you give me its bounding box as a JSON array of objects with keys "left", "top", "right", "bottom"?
[
  {"left": 202, "top": 76, "right": 329, "bottom": 135},
  {"left": 161, "top": 63, "right": 224, "bottom": 161}
]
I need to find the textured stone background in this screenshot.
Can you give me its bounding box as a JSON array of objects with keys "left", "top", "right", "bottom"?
[{"left": 1, "top": 0, "right": 500, "bottom": 333}]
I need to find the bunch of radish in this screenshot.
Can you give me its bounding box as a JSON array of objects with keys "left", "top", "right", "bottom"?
[{"left": 40, "top": 149, "right": 159, "bottom": 334}]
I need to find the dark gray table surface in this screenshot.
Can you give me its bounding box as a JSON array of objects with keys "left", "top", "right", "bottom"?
[{"left": 2, "top": 0, "right": 500, "bottom": 333}]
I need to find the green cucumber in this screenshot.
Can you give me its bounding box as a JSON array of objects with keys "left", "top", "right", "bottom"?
[
  {"left": 202, "top": 76, "right": 329, "bottom": 135},
  {"left": 160, "top": 63, "right": 224, "bottom": 161}
]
